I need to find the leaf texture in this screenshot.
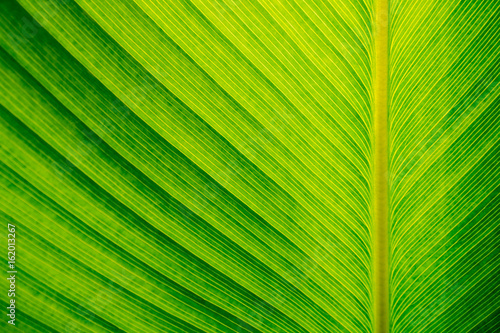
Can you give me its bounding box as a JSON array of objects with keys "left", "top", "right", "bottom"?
[
  {"left": 0, "top": 0, "right": 374, "bottom": 332},
  {"left": 389, "top": 0, "right": 500, "bottom": 331},
  {"left": 0, "top": 0, "right": 498, "bottom": 332}
]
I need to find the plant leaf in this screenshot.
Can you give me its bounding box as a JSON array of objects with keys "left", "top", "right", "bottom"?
[
  {"left": 389, "top": 0, "right": 500, "bottom": 331},
  {"left": 0, "top": 0, "right": 498, "bottom": 332},
  {"left": 0, "top": 0, "right": 374, "bottom": 331}
]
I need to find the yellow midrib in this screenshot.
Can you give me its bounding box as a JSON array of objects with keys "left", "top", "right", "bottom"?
[{"left": 374, "top": 0, "right": 389, "bottom": 331}]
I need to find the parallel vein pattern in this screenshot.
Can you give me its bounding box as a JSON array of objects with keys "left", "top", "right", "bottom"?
[
  {"left": 0, "top": 0, "right": 374, "bottom": 332},
  {"left": 2, "top": 0, "right": 499, "bottom": 332},
  {"left": 389, "top": 0, "right": 500, "bottom": 331}
]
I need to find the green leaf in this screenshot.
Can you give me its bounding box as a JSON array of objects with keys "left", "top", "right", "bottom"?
[
  {"left": 0, "top": 0, "right": 498, "bottom": 332},
  {"left": 389, "top": 1, "right": 500, "bottom": 331}
]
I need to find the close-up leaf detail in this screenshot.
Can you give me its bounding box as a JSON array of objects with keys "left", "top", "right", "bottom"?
[{"left": 0, "top": 0, "right": 498, "bottom": 332}]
